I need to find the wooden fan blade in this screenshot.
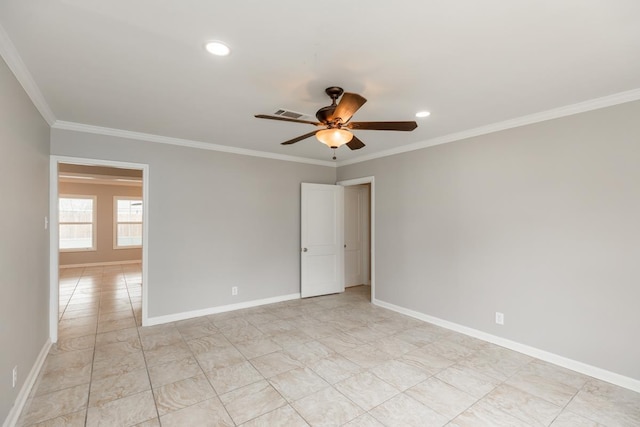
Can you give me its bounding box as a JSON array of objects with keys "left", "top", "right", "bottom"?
[
  {"left": 347, "top": 121, "right": 418, "bottom": 131},
  {"left": 255, "top": 114, "right": 320, "bottom": 126},
  {"left": 346, "top": 135, "right": 365, "bottom": 150},
  {"left": 330, "top": 93, "right": 367, "bottom": 123},
  {"left": 281, "top": 131, "right": 318, "bottom": 145}
]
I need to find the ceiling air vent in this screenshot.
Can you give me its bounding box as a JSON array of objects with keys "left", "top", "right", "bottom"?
[{"left": 274, "top": 109, "right": 315, "bottom": 122}]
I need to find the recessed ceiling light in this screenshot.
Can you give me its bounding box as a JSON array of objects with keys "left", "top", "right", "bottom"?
[
  {"left": 204, "top": 41, "right": 231, "bottom": 56},
  {"left": 416, "top": 111, "right": 431, "bottom": 118}
]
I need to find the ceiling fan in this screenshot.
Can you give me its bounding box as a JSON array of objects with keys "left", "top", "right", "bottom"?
[{"left": 255, "top": 87, "right": 418, "bottom": 159}]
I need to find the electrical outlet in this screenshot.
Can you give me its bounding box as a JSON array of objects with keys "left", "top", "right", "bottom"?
[
  {"left": 12, "top": 366, "right": 17, "bottom": 388},
  {"left": 231, "top": 286, "right": 238, "bottom": 296},
  {"left": 495, "top": 312, "right": 504, "bottom": 325}
]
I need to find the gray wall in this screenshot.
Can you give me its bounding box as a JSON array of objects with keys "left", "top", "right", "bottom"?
[
  {"left": 338, "top": 101, "right": 640, "bottom": 381},
  {"left": 58, "top": 182, "right": 142, "bottom": 266},
  {"left": 51, "top": 130, "right": 336, "bottom": 318},
  {"left": 0, "top": 57, "right": 50, "bottom": 421}
]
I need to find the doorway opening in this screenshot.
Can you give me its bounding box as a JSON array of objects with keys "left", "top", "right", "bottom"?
[
  {"left": 49, "top": 156, "right": 149, "bottom": 343},
  {"left": 338, "top": 177, "right": 374, "bottom": 302}
]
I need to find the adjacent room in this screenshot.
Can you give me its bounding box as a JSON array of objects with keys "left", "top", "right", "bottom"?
[
  {"left": 1, "top": 1, "right": 639, "bottom": 426},
  {"left": 57, "top": 163, "right": 144, "bottom": 327}
]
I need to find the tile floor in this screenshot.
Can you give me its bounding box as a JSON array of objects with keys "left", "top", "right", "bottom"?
[{"left": 16, "top": 264, "right": 640, "bottom": 426}]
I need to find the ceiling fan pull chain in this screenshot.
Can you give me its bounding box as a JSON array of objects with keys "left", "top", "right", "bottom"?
[{"left": 332, "top": 149, "right": 337, "bottom": 161}]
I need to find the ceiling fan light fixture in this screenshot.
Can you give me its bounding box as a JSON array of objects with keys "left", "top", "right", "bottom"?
[
  {"left": 316, "top": 128, "right": 353, "bottom": 149},
  {"left": 416, "top": 111, "right": 431, "bottom": 118},
  {"left": 204, "top": 40, "right": 231, "bottom": 56}
]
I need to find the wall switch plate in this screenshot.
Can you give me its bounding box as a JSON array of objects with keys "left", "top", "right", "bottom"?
[
  {"left": 44, "top": 216, "right": 48, "bottom": 230},
  {"left": 495, "top": 312, "right": 505, "bottom": 325},
  {"left": 231, "top": 286, "right": 238, "bottom": 296},
  {"left": 12, "top": 366, "right": 17, "bottom": 388}
]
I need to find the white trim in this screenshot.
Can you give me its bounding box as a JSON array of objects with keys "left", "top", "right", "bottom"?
[
  {"left": 0, "top": 24, "right": 56, "bottom": 126},
  {"left": 59, "top": 259, "right": 142, "bottom": 269},
  {"left": 48, "top": 160, "right": 59, "bottom": 343},
  {"left": 145, "top": 293, "right": 301, "bottom": 326},
  {"left": 373, "top": 298, "right": 640, "bottom": 393},
  {"left": 141, "top": 164, "right": 150, "bottom": 326},
  {"left": 50, "top": 156, "right": 150, "bottom": 336},
  {"left": 337, "top": 88, "right": 640, "bottom": 167},
  {"left": 52, "top": 121, "right": 337, "bottom": 168},
  {"left": 337, "top": 177, "right": 375, "bottom": 301},
  {"left": 2, "top": 339, "right": 52, "bottom": 427}
]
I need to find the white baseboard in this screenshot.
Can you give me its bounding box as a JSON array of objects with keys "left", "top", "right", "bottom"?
[
  {"left": 3, "top": 338, "right": 52, "bottom": 427},
  {"left": 372, "top": 298, "right": 640, "bottom": 394},
  {"left": 144, "top": 293, "right": 301, "bottom": 326},
  {"left": 59, "top": 259, "right": 142, "bottom": 269}
]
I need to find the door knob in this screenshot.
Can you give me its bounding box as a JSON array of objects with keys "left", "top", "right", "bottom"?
[{"left": 302, "top": 248, "right": 308, "bottom": 252}]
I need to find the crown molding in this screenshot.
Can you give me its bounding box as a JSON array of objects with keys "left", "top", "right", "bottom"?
[
  {"left": 0, "top": 23, "right": 56, "bottom": 126},
  {"left": 53, "top": 84, "right": 640, "bottom": 170},
  {"left": 52, "top": 121, "right": 337, "bottom": 168},
  {"left": 337, "top": 88, "right": 640, "bottom": 167}
]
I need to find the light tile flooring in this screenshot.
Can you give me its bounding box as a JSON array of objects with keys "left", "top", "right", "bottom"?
[{"left": 17, "top": 264, "right": 640, "bottom": 426}]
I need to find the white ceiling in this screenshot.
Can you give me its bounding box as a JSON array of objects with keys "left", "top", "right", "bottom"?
[{"left": 1, "top": 1, "right": 640, "bottom": 164}]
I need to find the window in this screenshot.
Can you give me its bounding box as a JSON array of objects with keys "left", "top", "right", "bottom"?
[
  {"left": 114, "top": 197, "right": 143, "bottom": 248},
  {"left": 59, "top": 196, "right": 96, "bottom": 251}
]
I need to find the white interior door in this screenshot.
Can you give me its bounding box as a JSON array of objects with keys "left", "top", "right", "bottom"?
[{"left": 301, "top": 183, "right": 344, "bottom": 298}]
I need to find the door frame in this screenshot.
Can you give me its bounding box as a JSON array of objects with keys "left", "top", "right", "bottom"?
[
  {"left": 49, "top": 155, "right": 150, "bottom": 342},
  {"left": 337, "top": 176, "right": 375, "bottom": 300}
]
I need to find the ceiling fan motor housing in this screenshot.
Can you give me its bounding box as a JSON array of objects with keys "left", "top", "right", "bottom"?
[
  {"left": 315, "top": 105, "right": 336, "bottom": 124},
  {"left": 325, "top": 86, "right": 344, "bottom": 100},
  {"left": 315, "top": 87, "right": 344, "bottom": 124}
]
